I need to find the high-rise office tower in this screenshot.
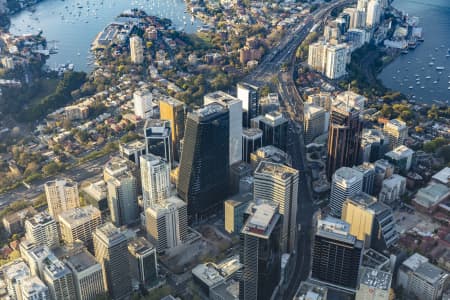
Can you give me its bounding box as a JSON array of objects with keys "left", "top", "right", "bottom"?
[
  {"left": 204, "top": 91, "right": 243, "bottom": 165},
  {"left": 327, "top": 101, "right": 362, "bottom": 179},
  {"left": 308, "top": 41, "right": 327, "bottom": 73},
  {"left": 44, "top": 179, "right": 80, "bottom": 220},
  {"left": 250, "top": 145, "right": 292, "bottom": 169},
  {"left": 311, "top": 216, "right": 363, "bottom": 290},
  {"left": 366, "top": 0, "right": 381, "bottom": 27},
  {"left": 251, "top": 112, "right": 288, "bottom": 152},
  {"left": 133, "top": 89, "right": 153, "bottom": 119},
  {"left": 239, "top": 201, "right": 282, "bottom": 300},
  {"left": 145, "top": 195, "right": 187, "bottom": 253},
  {"left": 106, "top": 171, "right": 139, "bottom": 226},
  {"left": 42, "top": 253, "right": 77, "bottom": 300},
  {"left": 66, "top": 250, "right": 105, "bottom": 300},
  {"left": 129, "top": 35, "right": 144, "bottom": 64},
  {"left": 254, "top": 161, "right": 299, "bottom": 253},
  {"left": 159, "top": 96, "right": 185, "bottom": 162},
  {"left": 237, "top": 82, "right": 259, "bottom": 127},
  {"left": 304, "top": 104, "right": 326, "bottom": 144},
  {"left": 24, "top": 212, "right": 60, "bottom": 249},
  {"left": 128, "top": 237, "right": 158, "bottom": 288},
  {"left": 177, "top": 103, "right": 229, "bottom": 221},
  {"left": 329, "top": 167, "right": 363, "bottom": 217},
  {"left": 370, "top": 201, "right": 398, "bottom": 251},
  {"left": 383, "top": 119, "right": 408, "bottom": 151},
  {"left": 59, "top": 205, "right": 102, "bottom": 250},
  {"left": 103, "top": 156, "right": 137, "bottom": 182},
  {"left": 342, "top": 192, "right": 377, "bottom": 246},
  {"left": 19, "top": 242, "right": 52, "bottom": 278},
  {"left": 242, "top": 128, "right": 263, "bottom": 163},
  {"left": 353, "top": 163, "right": 376, "bottom": 195},
  {"left": 119, "top": 140, "right": 147, "bottom": 167},
  {"left": 140, "top": 154, "right": 171, "bottom": 210},
  {"left": 93, "top": 223, "right": 132, "bottom": 300},
  {"left": 19, "top": 276, "right": 49, "bottom": 300},
  {"left": 144, "top": 119, "right": 173, "bottom": 169},
  {"left": 360, "top": 129, "right": 388, "bottom": 163}
]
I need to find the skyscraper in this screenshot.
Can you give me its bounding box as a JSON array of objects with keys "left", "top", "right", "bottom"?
[
  {"left": 383, "top": 119, "right": 408, "bottom": 150},
  {"left": 311, "top": 216, "right": 363, "bottom": 290},
  {"left": 308, "top": 41, "right": 327, "bottom": 73},
  {"left": 59, "top": 205, "right": 102, "bottom": 250},
  {"left": 237, "top": 82, "right": 259, "bottom": 127},
  {"left": 42, "top": 253, "right": 77, "bottom": 300},
  {"left": 106, "top": 171, "right": 139, "bottom": 226},
  {"left": 329, "top": 167, "right": 363, "bottom": 217},
  {"left": 239, "top": 201, "right": 282, "bottom": 300},
  {"left": 325, "top": 43, "right": 349, "bottom": 79},
  {"left": 66, "top": 250, "right": 105, "bottom": 300},
  {"left": 145, "top": 195, "right": 187, "bottom": 253},
  {"left": 304, "top": 104, "right": 326, "bottom": 144},
  {"left": 242, "top": 128, "right": 263, "bottom": 163},
  {"left": 93, "top": 223, "right": 132, "bottom": 300},
  {"left": 342, "top": 192, "right": 377, "bottom": 245},
  {"left": 204, "top": 91, "right": 243, "bottom": 165},
  {"left": 129, "top": 35, "right": 144, "bottom": 64},
  {"left": 327, "top": 101, "right": 363, "bottom": 179},
  {"left": 251, "top": 112, "right": 288, "bottom": 152},
  {"left": 366, "top": 0, "right": 381, "bottom": 27},
  {"left": 177, "top": 103, "right": 229, "bottom": 221},
  {"left": 128, "top": 237, "right": 158, "bottom": 288},
  {"left": 254, "top": 161, "right": 299, "bottom": 253},
  {"left": 19, "top": 276, "right": 49, "bottom": 300},
  {"left": 133, "top": 89, "right": 153, "bottom": 119},
  {"left": 24, "top": 212, "right": 60, "bottom": 249},
  {"left": 144, "top": 119, "right": 173, "bottom": 169},
  {"left": 140, "top": 154, "right": 171, "bottom": 210},
  {"left": 44, "top": 179, "right": 80, "bottom": 220},
  {"left": 353, "top": 163, "right": 376, "bottom": 195},
  {"left": 159, "top": 96, "right": 185, "bottom": 162}
]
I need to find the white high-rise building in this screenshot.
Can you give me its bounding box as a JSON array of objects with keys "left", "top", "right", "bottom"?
[
  {"left": 378, "top": 174, "right": 406, "bottom": 203},
  {"left": 366, "top": 0, "right": 381, "bottom": 27},
  {"left": 130, "top": 35, "right": 144, "bottom": 64},
  {"left": 20, "top": 276, "right": 50, "bottom": 300},
  {"left": 204, "top": 91, "right": 243, "bottom": 164},
  {"left": 2, "top": 260, "right": 31, "bottom": 300},
  {"left": 254, "top": 161, "right": 299, "bottom": 253},
  {"left": 44, "top": 179, "right": 80, "bottom": 220},
  {"left": 334, "top": 91, "right": 367, "bottom": 110},
  {"left": 140, "top": 154, "right": 171, "bottom": 210},
  {"left": 383, "top": 119, "right": 408, "bottom": 150},
  {"left": 325, "top": 44, "right": 349, "bottom": 79},
  {"left": 304, "top": 104, "right": 326, "bottom": 144},
  {"left": 133, "top": 89, "right": 153, "bottom": 119},
  {"left": 106, "top": 171, "right": 139, "bottom": 226},
  {"left": 25, "top": 212, "right": 60, "bottom": 249},
  {"left": 357, "top": 0, "right": 369, "bottom": 11},
  {"left": 308, "top": 41, "right": 327, "bottom": 73},
  {"left": 145, "top": 195, "right": 187, "bottom": 253},
  {"left": 330, "top": 167, "right": 363, "bottom": 217},
  {"left": 42, "top": 253, "right": 77, "bottom": 300}
]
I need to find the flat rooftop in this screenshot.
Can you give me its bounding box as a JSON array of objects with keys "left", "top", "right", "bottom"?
[
  {"left": 45, "top": 178, "right": 76, "bottom": 188},
  {"left": 27, "top": 211, "right": 55, "bottom": 226},
  {"left": 334, "top": 167, "right": 363, "bottom": 184},
  {"left": 66, "top": 250, "right": 99, "bottom": 273},
  {"left": 159, "top": 95, "right": 184, "bottom": 107},
  {"left": 255, "top": 161, "right": 298, "bottom": 180},
  {"left": 242, "top": 127, "right": 263, "bottom": 138},
  {"left": 294, "top": 281, "right": 328, "bottom": 300},
  {"left": 192, "top": 102, "right": 227, "bottom": 119},
  {"left": 59, "top": 205, "right": 101, "bottom": 227},
  {"left": 242, "top": 201, "right": 280, "bottom": 239},
  {"left": 317, "top": 216, "right": 357, "bottom": 244},
  {"left": 432, "top": 167, "right": 450, "bottom": 185},
  {"left": 204, "top": 91, "right": 240, "bottom": 106},
  {"left": 347, "top": 192, "right": 377, "bottom": 208},
  {"left": 94, "top": 222, "right": 128, "bottom": 245},
  {"left": 120, "top": 140, "right": 146, "bottom": 152},
  {"left": 415, "top": 262, "right": 448, "bottom": 284},
  {"left": 128, "top": 237, "right": 155, "bottom": 256},
  {"left": 359, "top": 267, "right": 391, "bottom": 291},
  {"left": 192, "top": 264, "right": 224, "bottom": 287},
  {"left": 385, "top": 145, "right": 414, "bottom": 159}
]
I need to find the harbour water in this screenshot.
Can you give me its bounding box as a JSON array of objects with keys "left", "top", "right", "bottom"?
[
  {"left": 378, "top": 0, "right": 450, "bottom": 104},
  {"left": 9, "top": 0, "right": 201, "bottom": 71}
]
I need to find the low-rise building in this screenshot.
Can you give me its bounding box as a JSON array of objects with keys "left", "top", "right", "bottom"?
[
  {"left": 413, "top": 184, "right": 450, "bottom": 213},
  {"left": 293, "top": 281, "right": 328, "bottom": 300},
  {"left": 356, "top": 267, "right": 392, "bottom": 300},
  {"left": 2, "top": 207, "right": 37, "bottom": 236}
]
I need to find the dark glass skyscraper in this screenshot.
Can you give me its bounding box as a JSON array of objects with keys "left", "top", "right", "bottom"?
[
  {"left": 311, "top": 216, "right": 363, "bottom": 290},
  {"left": 251, "top": 112, "right": 288, "bottom": 152},
  {"left": 239, "top": 201, "right": 282, "bottom": 300},
  {"left": 144, "top": 119, "right": 173, "bottom": 169},
  {"left": 177, "top": 103, "right": 229, "bottom": 222},
  {"left": 237, "top": 82, "right": 259, "bottom": 128},
  {"left": 326, "top": 101, "right": 362, "bottom": 179}
]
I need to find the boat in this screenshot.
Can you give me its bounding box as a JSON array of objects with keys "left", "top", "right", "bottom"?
[
  {"left": 426, "top": 76, "right": 431, "bottom": 79},
  {"left": 436, "top": 66, "right": 445, "bottom": 71},
  {"left": 401, "top": 49, "right": 409, "bottom": 54},
  {"left": 429, "top": 62, "right": 434, "bottom": 66},
  {"left": 409, "top": 86, "right": 413, "bottom": 89}
]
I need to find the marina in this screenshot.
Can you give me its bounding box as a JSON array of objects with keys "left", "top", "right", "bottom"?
[{"left": 9, "top": 0, "right": 202, "bottom": 71}]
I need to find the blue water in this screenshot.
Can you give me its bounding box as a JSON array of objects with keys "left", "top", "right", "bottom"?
[
  {"left": 9, "top": 0, "right": 201, "bottom": 71},
  {"left": 378, "top": 0, "right": 450, "bottom": 103}
]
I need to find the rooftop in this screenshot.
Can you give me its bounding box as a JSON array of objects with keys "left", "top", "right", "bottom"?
[
  {"left": 359, "top": 267, "right": 392, "bottom": 291},
  {"left": 402, "top": 253, "right": 429, "bottom": 272},
  {"left": 304, "top": 104, "right": 325, "bottom": 117},
  {"left": 144, "top": 118, "right": 170, "bottom": 129},
  {"left": 294, "top": 281, "right": 328, "bottom": 300},
  {"left": 192, "top": 102, "right": 227, "bottom": 119},
  {"left": 255, "top": 161, "right": 298, "bottom": 180},
  {"left": 27, "top": 211, "right": 55, "bottom": 226},
  {"left": 94, "top": 222, "right": 128, "bottom": 246},
  {"left": 242, "top": 201, "right": 280, "bottom": 239},
  {"left": 43, "top": 253, "right": 71, "bottom": 280},
  {"left": 128, "top": 236, "right": 155, "bottom": 256},
  {"left": 317, "top": 216, "right": 357, "bottom": 244},
  {"left": 225, "top": 193, "right": 253, "bottom": 208},
  {"left": 414, "top": 183, "right": 450, "bottom": 208},
  {"left": 104, "top": 156, "right": 133, "bottom": 176},
  {"left": 59, "top": 205, "right": 101, "bottom": 227},
  {"left": 386, "top": 118, "right": 407, "bottom": 130},
  {"left": 66, "top": 250, "right": 99, "bottom": 273},
  {"left": 120, "top": 140, "right": 146, "bottom": 152},
  {"left": 204, "top": 91, "right": 241, "bottom": 106},
  {"left": 19, "top": 276, "right": 48, "bottom": 294},
  {"left": 242, "top": 127, "right": 263, "bottom": 138},
  {"left": 2, "top": 260, "right": 30, "bottom": 281},
  {"left": 333, "top": 167, "right": 363, "bottom": 184},
  {"left": 332, "top": 99, "right": 360, "bottom": 114},
  {"left": 432, "top": 167, "right": 450, "bottom": 185},
  {"left": 261, "top": 112, "right": 288, "bottom": 126},
  {"left": 45, "top": 178, "right": 76, "bottom": 188},
  {"left": 415, "top": 262, "right": 448, "bottom": 284},
  {"left": 253, "top": 145, "right": 290, "bottom": 164},
  {"left": 159, "top": 95, "right": 184, "bottom": 107},
  {"left": 192, "top": 264, "right": 225, "bottom": 288},
  {"left": 385, "top": 145, "right": 414, "bottom": 159},
  {"left": 347, "top": 192, "right": 377, "bottom": 208}
]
